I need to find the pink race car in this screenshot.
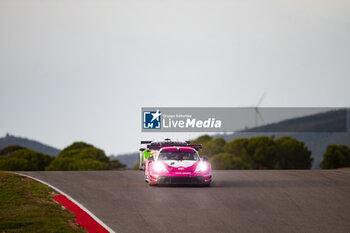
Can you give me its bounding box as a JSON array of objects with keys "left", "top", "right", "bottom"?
[{"left": 144, "top": 145, "right": 212, "bottom": 186}]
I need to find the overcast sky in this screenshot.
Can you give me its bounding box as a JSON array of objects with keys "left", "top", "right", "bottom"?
[{"left": 1, "top": 0, "right": 349, "bottom": 155}]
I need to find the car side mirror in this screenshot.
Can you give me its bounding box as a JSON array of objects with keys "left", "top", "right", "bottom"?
[
  {"left": 139, "top": 148, "right": 145, "bottom": 152},
  {"left": 202, "top": 156, "right": 209, "bottom": 162}
]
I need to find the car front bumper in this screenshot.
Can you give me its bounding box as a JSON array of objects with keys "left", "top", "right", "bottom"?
[{"left": 150, "top": 175, "right": 212, "bottom": 185}]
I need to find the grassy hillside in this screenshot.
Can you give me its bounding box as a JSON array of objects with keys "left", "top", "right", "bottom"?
[{"left": 0, "top": 172, "right": 85, "bottom": 232}]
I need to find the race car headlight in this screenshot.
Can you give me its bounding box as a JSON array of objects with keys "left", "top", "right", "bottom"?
[
  {"left": 153, "top": 162, "right": 168, "bottom": 173},
  {"left": 195, "top": 162, "right": 208, "bottom": 173}
]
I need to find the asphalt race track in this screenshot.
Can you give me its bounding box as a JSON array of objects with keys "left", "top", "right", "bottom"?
[{"left": 19, "top": 170, "right": 350, "bottom": 233}]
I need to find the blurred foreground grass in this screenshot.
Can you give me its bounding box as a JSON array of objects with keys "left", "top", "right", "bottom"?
[{"left": 0, "top": 172, "right": 86, "bottom": 233}]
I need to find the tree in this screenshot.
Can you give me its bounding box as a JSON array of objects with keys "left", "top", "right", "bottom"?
[
  {"left": 247, "top": 136, "right": 277, "bottom": 169},
  {"left": 223, "top": 138, "right": 250, "bottom": 164},
  {"left": 201, "top": 138, "right": 226, "bottom": 158},
  {"left": 60, "top": 141, "right": 94, "bottom": 153},
  {"left": 111, "top": 159, "right": 126, "bottom": 170},
  {"left": 211, "top": 153, "right": 251, "bottom": 169},
  {"left": 0, "top": 148, "right": 53, "bottom": 171},
  {"left": 0, "top": 145, "right": 25, "bottom": 156},
  {"left": 45, "top": 157, "right": 75, "bottom": 170},
  {"left": 58, "top": 142, "right": 109, "bottom": 163},
  {"left": 0, "top": 157, "right": 34, "bottom": 171},
  {"left": 190, "top": 135, "right": 314, "bottom": 170},
  {"left": 320, "top": 145, "right": 350, "bottom": 169},
  {"left": 46, "top": 142, "right": 111, "bottom": 171},
  {"left": 69, "top": 159, "right": 110, "bottom": 170},
  {"left": 275, "top": 137, "right": 313, "bottom": 169},
  {"left": 190, "top": 135, "right": 212, "bottom": 145},
  {"left": 191, "top": 135, "right": 226, "bottom": 158}
]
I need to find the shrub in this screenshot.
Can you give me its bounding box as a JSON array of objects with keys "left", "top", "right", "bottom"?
[
  {"left": 320, "top": 145, "right": 350, "bottom": 169},
  {"left": 46, "top": 141, "right": 121, "bottom": 171},
  {"left": 0, "top": 148, "right": 53, "bottom": 171}
]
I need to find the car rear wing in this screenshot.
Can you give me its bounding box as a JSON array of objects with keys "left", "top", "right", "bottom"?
[
  {"left": 141, "top": 139, "right": 191, "bottom": 144},
  {"left": 140, "top": 139, "right": 201, "bottom": 150},
  {"left": 146, "top": 144, "right": 202, "bottom": 151},
  {"left": 140, "top": 141, "right": 153, "bottom": 144}
]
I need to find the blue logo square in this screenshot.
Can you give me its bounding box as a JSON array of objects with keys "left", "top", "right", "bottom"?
[{"left": 143, "top": 110, "right": 162, "bottom": 129}]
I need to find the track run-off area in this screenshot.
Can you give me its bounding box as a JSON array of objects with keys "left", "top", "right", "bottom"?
[{"left": 18, "top": 170, "right": 350, "bottom": 233}]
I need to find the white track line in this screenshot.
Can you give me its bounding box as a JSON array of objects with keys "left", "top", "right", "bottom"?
[{"left": 13, "top": 172, "right": 116, "bottom": 233}]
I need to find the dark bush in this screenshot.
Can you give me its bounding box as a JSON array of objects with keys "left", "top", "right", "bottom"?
[
  {"left": 46, "top": 141, "right": 125, "bottom": 171},
  {"left": 320, "top": 145, "right": 350, "bottom": 169},
  {"left": 0, "top": 148, "right": 53, "bottom": 171},
  {"left": 192, "top": 135, "right": 313, "bottom": 169}
]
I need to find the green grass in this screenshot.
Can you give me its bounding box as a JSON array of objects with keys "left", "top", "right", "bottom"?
[{"left": 0, "top": 172, "right": 86, "bottom": 233}]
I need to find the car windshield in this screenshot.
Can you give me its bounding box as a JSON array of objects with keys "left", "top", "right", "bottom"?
[{"left": 158, "top": 149, "right": 199, "bottom": 161}]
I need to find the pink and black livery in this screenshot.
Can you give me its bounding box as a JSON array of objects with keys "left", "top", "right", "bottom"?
[{"left": 141, "top": 139, "right": 212, "bottom": 186}]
